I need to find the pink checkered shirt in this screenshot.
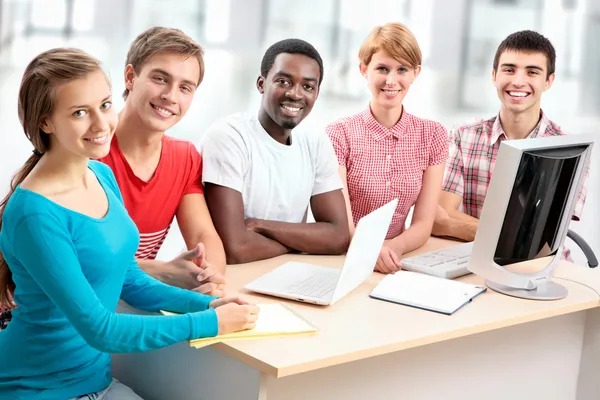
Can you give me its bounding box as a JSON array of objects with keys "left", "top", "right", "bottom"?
[
  {"left": 326, "top": 107, "right": 449, "bottom": 239},
  {"left": 442, "top": 111, "right": 588, "bottom": 261}
]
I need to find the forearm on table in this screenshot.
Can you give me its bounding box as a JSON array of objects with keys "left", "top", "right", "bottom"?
[
  {"left": 433, "top": 216, "right": 478, "bottom": 242},
  {"left": 225, "top": 230, "right": 290, "bottom": 265},
  {"left": 388, "top": 221, "right": 432, "bottom": 256},
  {"left": 253, "top": 219, "right": 349, "bottom": 255},
  {"left": 447, "top": 208, "right": 479, "bottom": 223}
]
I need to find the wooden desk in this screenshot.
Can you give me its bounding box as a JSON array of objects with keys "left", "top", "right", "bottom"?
[{"left": 112, "top": 238, "right": 600, "bottom": 400}]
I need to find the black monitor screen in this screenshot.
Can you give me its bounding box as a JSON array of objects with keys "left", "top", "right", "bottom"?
[{"left": 494, "top": 145, "right": 587, "bottom": 265}]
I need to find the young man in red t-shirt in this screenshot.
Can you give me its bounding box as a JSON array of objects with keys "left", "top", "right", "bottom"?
[{"left": 99, "top": 27, "right": 226, "bottom": 295}]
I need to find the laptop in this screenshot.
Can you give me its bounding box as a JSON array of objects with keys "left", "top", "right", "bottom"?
[{"left": 244, "top": 198, "right": 398, "bottom": 305}]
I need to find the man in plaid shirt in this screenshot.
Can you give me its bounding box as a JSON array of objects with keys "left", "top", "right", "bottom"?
[{"left": 433, "top": 30, "right": 587, "bottom": 261}]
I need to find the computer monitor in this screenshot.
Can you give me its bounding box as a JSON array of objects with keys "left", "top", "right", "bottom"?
[{"left": 467, "top": 134, "right": 594, "bottom": 300}]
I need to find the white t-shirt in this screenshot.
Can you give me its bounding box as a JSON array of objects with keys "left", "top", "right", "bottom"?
[{"left": 200, "top": 112, "right": 343, "bottom": 223}]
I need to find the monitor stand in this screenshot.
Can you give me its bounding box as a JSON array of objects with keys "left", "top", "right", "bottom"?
[{"left": 485, "top": 279, "right": 568, "bottom": 300}]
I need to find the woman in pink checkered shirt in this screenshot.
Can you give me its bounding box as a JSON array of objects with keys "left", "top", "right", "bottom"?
[{"left": 326, "top": 23, "right": 449, "bottom": 274}]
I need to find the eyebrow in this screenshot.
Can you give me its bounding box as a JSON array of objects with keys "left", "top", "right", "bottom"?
[
  {"left": 150, "top": 68, "right": 198, "bottom": 87},
  {"left": 68, "top": 95, "right": 112, "bottom": 110},
  {"left": 500, "top": 63, "right": 544, "bottom": 72},
  {"left": 375, "top": 62, "right": 409, "bottom": 67},
  {"left": 273, "top": 71, "right": 318, "bottom": 83}
]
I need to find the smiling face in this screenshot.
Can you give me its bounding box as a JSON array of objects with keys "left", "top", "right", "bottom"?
[
  {"left": 492, "top": 50, "right": 554, "bottom": 115},
  {"left": 361, "top": 51, "right": 420, "bottom": 111},
  {"left": 41, "top": 69, "right": 117, "bottom": 159},
  {"left": 124, "top": 51, "right": 200, "bottom": 133},
  {"left": 257, "top": 53, "right": 320, "bottom": 132}
]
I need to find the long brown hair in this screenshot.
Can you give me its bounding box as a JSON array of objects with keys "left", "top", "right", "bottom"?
[{"left": 0, "top": 48, "right": 103, "bottom": 305}]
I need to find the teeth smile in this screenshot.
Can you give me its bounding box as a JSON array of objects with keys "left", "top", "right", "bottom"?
[
  {"left": 84, "top": 135, "right": 108, "bottom": 143},
  {"left": 508, "top": 91, "right": 529, "bottom": 97},
  {"left": 152, "top": 104, "right": 175, "bottom": 116},
  {"left": 383, "top": 90, "right": 399, "bottom": 95},
  {"left": 282, "top": 105, "right": 301, "bottom": 113}
]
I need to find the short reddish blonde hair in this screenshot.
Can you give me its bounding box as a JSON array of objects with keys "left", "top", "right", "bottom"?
[{"left": 358, "top": 23, "right": 422, "bottom": 69}]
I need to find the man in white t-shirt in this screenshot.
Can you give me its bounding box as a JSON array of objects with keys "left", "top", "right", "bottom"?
[{"left": 200, "top": 38, "right": 350, "bottom": 264}]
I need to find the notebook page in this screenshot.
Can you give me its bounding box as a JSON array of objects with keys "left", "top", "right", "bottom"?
[
  {"left": 172, "top": 303, "right": 317, "bottom": 344},
  {"left": 247, "top": 303, "right": 315, "bottom": 334}
]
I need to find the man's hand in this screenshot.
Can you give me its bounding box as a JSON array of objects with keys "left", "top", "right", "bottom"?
[
  {"left": 375, "top": 241, "right": 402, "bottom": 274},
  {"left": 164, "top": 244, "right": 227, "bottom": 296},
  {"left": 190, "top": 242, "right": 227, "bottom": 297},
  {"left": 245, "top": 218, "right": 261, "bottom": 233}
]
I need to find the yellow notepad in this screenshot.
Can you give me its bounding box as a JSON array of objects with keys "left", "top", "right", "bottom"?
[{"left": 162, "top": 303, "right": 318, "bottom": 349}]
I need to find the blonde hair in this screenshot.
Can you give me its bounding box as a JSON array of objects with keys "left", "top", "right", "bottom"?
[
  {"left": 0, "top": 48, "right": 103, "bottom": 305},
  {"left": 123, "top": 27, "right": 204, "bottom": 99},
  {"left": 358, "top": 23, "right": 422, "bottom": 69}
]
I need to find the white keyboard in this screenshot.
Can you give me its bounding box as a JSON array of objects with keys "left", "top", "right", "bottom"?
[
  {"left": 286, "top": 268, "right": 340, "bottom": 299},
  {"left": 401, "top": 242, "right": 474, "bottom": 279}
]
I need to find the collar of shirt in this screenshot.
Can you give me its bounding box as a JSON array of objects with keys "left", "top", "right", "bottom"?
[
  {"left": 360, "top": 105, "right": 409, "bottom": 141},
  {"left": 490, "top": 109, "right": 549, "bottom": 145},
  {"left": 252, "top": 112, "right": 296, "bottom": 150}
]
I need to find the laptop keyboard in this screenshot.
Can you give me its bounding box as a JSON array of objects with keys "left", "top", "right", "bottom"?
[{"left": 286, "top": 268, "right": 340, "bottom": 298}]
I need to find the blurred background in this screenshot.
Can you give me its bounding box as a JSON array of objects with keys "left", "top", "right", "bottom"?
[{"left": 0, "top": 0, "right": 598, "bottom": 263}]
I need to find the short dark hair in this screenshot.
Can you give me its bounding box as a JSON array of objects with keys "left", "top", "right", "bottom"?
[
  {"left": 493, "top": 30, "right": 556, "bottom": 78},
  {"left": 260, "top": 38, "right": 324, "bottom": 86}
]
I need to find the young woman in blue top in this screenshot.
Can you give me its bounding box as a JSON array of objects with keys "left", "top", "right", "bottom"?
[{"left": 0, "top": 48, "right": 259, "bottom": 399}]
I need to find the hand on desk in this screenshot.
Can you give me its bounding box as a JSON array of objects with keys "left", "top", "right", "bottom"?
[
  {"left": 210, "top": 297, "right": 260, "bottom": 334},
  {"left": 165, "top": 244, "right": 227, "bottom": 297},
  {"left": 375, "top": 241, "right": 402, "bottom": 274}
]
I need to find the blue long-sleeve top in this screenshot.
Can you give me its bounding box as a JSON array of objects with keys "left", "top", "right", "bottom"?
[{"left": 0, "top": 161, "right": 219, "bottom": 399}]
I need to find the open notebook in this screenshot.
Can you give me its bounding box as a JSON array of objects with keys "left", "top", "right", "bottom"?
[
  {"left": 162, "top": 303, "right": 318, "bottom": 349},
  {"left": 370, "top": 271, "right": 487, "bottom": 315}
]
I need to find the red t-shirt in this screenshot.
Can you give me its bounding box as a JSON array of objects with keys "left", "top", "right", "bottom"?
[{"left": 99, "top": 135, "right": 204, "bottom": 259}]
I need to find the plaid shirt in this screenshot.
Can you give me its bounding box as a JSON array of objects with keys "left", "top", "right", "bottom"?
[
  {"left": 327, "top": 107, "right": 448, "bottom": 239},
  {"left": 442, "top": 111, "right": 587, "bottom": 260}
]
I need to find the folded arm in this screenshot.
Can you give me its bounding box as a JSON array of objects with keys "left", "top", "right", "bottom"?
[
  {"left": 204, "top": 183, "right": 290, "bottom": 264},
  {"left": 248, "top": 189, "right": 350, "bottom": 255}
]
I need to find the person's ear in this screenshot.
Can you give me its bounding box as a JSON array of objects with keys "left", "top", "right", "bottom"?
[
  {"left": 124, "top": 64, "right": 136, "bottom": 93},
  {"left": 40, "top": 117, "right": 54, "bottom": 134},
  {"left": 544, "top": 72, "right": 555, "bottom": 91},
  {"left": 413, "top": 65, "right": 422, "bottom": 81},
  {"left": 256, "top": 75, "right": 265, "bottom": 94},
  {"left": 359, "top": 63, "right": 368, "bottom": 78}
]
